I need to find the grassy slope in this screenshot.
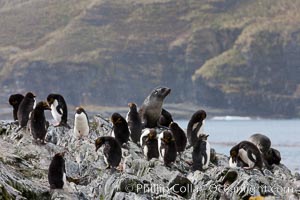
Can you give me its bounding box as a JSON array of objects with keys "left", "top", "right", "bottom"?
[
  {"left": 0, "top": 0, "right": 299, "bottom": 115},
  {"left": 194, "top": 0, "right": 300, "bottom": 89}
]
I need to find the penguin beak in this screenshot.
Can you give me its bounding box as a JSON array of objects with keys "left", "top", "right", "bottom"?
[
  {"left": 161, "top": 138, "right": 168, "bottom": 143},
  {"left": 43, "top": 102, "right": 51, "bottom": 110}
]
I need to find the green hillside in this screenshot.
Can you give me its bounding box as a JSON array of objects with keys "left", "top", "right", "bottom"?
[{"left": 0, "top": 0, "right": 299, "bottom": 117}]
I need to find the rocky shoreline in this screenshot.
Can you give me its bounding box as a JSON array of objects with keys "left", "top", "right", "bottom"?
[{"left": 0, "top": 115, "right": 299, "bottom": 200}]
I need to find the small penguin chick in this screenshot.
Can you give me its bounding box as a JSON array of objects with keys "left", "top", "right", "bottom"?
[
  {"left": 169, "top": 122, "right": 187, "bottom": 155},
  {"left": 48, "top": 152, "right": 66, "bottom": 189},
  {"left": 126, "top": 102, "right": 142, "bottom": 144},
  {"left": 95, "top": 136, "right": 122, "bottom": 171},
  {"left": 192, "top": 134, "right": 210, "bottom": 171},
  {"left": 265, "top": 147, "right": 281, "bottom": 166},
  {"left": 30, "top": 101, "right": 51, "bottom": 144},
  {"left": 159, "top": 130, "right": 177, "bottom": 166},
  {"left": 141, "top": 129, "right": 159, "bottom": 160},
  {"left": 111, "top": 112, "right": 130, "bottom": 146},
  {"left": 74, "top": 106, "right": 89, "bottom": 139}
]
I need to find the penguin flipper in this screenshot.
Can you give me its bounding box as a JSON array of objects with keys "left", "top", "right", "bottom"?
[
  {"left": 56, "top": 105, "right": 63, "bottom": 115},
  {"left": 246, "top": 149, "right": 257, "bottom": 163},
  {"left": 103, "top": 144, "right": 111, "bottom": 161},
  {"left": 192, "top": 122, "right": 201, "bottom": 133},
  {"left": 202, "top": 152, "right": 208, "bottom": 166}
]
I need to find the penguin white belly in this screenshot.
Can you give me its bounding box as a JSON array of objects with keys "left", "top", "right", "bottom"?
[
  {"left": 158, "top": 132, "right": 164, "bottom": 161},
  {"left": 229, "top": 157, "right": 238, "bottom": 168},
  {"left": 239, "top": 149, "right": 255, "bottom": 168},
  {"left": 203, "top": 141, "right": 210, "bottom": 169},
  {"left": 140, "top": 129, "right": 150, "bottom": 147},
  {"left": 160, "top": 149, "right": 165, "bottom": 161},
  {"left": 74, "top": 113, "right": 89, "bottom": 138},
  {"left": 143, "top": 145, "right": 148, "bottom": 158},
  {"left": 125, "top": 112, "right": 129, "bottom": 123},
  {"left": 103, "top": 154, "right": 108, "bottom": 166},
  {"left": 33, "top": 98, "right": 37, "bottom": 109},
  {"left": 51, "top": 100, "right": 62, "bottom": 123},
  {"left": 196, "top": 120, "right": 205, "bottom": 138},
  {"left": 111, "top": 130, "right": 115, "bottom": 138}
]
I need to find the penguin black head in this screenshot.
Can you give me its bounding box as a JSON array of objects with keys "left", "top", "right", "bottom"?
[
  {"left": 25, "top": 92, "right": 36, "bottom": 99},
  {"left": 56, "top": 151, "right": 65, "bottom": 158},
  {"left": 111, "top": 113, "right": 123, "bottom": 125},
  {"left": 95, "top": 137, "right": 105, "bottom": 152},
  {"left": 161, "top": 130, "right": 174, "bottom": 144},
  {"left": 148, "top": 129, "right": 157, "bottom": 140},
  {"left": 35, "top": 101, "right": 51, "bottom": 110},
  {"left": 230, "top": 149, "right": 238, "bottom": 160},
  {"left": 169, "top": 122, "right": 179, "bottom": 130},
  {"left": 9, "top": 94, "right": 24, "bottom": 107},
  {"left": 9, "top": 94, "right": 24, "bottom": 121},
  {"left": 128, "top": 102, "right": 138, "bottom": 112},
  {"left": 191, "top": 110, "right": 207, "bottom": 123},
  {"left": 76, "top": 106, "right": 86, "bottom": 114},
  {"left": 159, "top": 109, "right": 173, "bottom": 127},
  {"left": 150, "top": 87, "right": 171, "bottom": 100},
  {"left": 47, "top": 94, "right": 55, "bottom": 105},
  {"left": 198, "top": 133, "right": 209, "bottom": 141}
]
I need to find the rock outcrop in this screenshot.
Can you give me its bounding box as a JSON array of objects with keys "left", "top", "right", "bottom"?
[
  {"left": 0, "top": 116, "right": 299, "bottom": 199},
  {"left": 0, "top": 0, "right": 300, "bottom": 117}
]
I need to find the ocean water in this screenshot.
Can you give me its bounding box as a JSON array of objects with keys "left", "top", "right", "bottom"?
[{"left": 177, "top": 118, "right": 300, "bottom": 173}]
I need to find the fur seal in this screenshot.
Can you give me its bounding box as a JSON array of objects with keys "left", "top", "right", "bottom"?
[
  {"left": 74, "top": 107, "right": 89, "bottom": 139},
  {"left": 248, "top": 133, "right": 271, "bottom": 154},
  {"left": 229, "top": 141, "right": 264, "bottom": 174},
  {"left": 17, "top": 92, "right": 36, "bottom": 130},
  {"left": 248, "top": 133, "right": 274, "bottom": 169},
  {"left": 139, "top": 87, "right": 171, "bottom": 128},
  {"left": 30, "top": 101, "right": 51, "bottom": 144},
  {"left": 158, "top": 108, "right": 173, "bottom": 127},
  {"left": 169, "top": 122, "right": 187, "bottom": 156},
  {"left": 111, "top": 112, "right": 130, "bottom": 146},
  {"left": 192, "top": 134, "right": 210, "bottom": 171},
  {"left": 158, "top": 130, "right": 177, "bottom": 166},
  {"left": 95, "top": 136, "right": 122, "bottom": 170},
  {"left": 140, "top": 128, "right": 159, "bottom": 160},
  {"left": 48, "top": 152, "right": 66, "bottom": 189},
  {"left": 126, "top": 102, "right": 142, "bottom": 144},
  {"left": 187, "top": 110, "right": 207, "bottom": 147},
  {"left": 47, "top": 93, "right": 70, "bottom": 128},
  {"left": 8, "top": 93, "right": 24, "bottom": 122}
]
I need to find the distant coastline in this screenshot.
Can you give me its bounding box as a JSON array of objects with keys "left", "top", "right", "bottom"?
[{"left": 1, "top": 102, "right": 298, "bottom": 121}]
